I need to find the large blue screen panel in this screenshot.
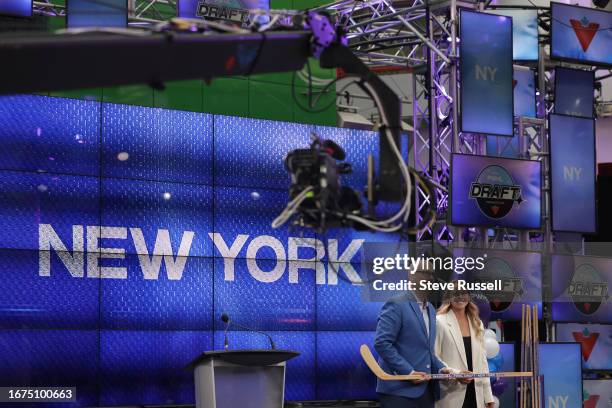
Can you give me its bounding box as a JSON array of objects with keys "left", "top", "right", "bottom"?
[
  {"left": 102, "top": 104, "right": 213, "bottom": 184},
  {"left": 549, "top": 114, "right": 596, "bottom": 233},
  {"left": 213, "top": 186, "right": 317, "bottom": 260},
  {"left": 450, "top": 154, "right": 541, "bottom": 229},
  {"left": 213, "top": 331, "right": 315, "bottom": 401},
  {"left": 539, "top": 343, "right": 582, "bottom": 408},
  {"left": 0, "top": 95, "right": 100, "bottom": 176},
  {"left": 316, "top": 262, "right": 381, "bottom": 331},
  {"left": 67, "top": 0, "right": 127, "bottom": 28},
  {"left": 101, "top": 255, "right": 213, "bottom": 330},
  {"left": 0, "top": 249, "right": 99, "bottom": 330},
  {"left": 551, "top": 2, "right": 612, "bottom": 66},
  {"left": 213, "top": 258, "right": 315, "bottom": 331},
  {"left": 460, "top": 10, "right": 514, "bottom": 136},
  {"left": 0, "top": 0, "right": 32, "bottom": 17},
  {"left": 0, "top": 329, "right": 99, "bottom": 407},
  {"left": 316, "top": 331, "right": 378, "bottom": 400},
  {"left": 0, "top": 171, "right": 99, "bottom": 251},
  {"left": 101, "top": 178, "right": 213, "bottom": 257},
  {"left": 99, "top": 330, "right": 212, "bottom": 406},
  {"left": 554, "top": 67, "right": 594, "bottom": 118}
]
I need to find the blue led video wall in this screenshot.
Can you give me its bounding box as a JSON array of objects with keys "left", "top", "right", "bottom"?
[{"left": 0, "top": 94, "right": 382, "bottom": 405}]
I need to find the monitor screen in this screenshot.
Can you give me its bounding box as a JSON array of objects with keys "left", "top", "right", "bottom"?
[
  {"left": 539, "top": 343, "right": 583, "bottom": 408},
  {"left": 514, "top": 65, "right": 536, "bottom": 118},
  {"left": 67, "top": 0, "right": 128, "bottom": 28},
  {"left": 450, "top": 154, "right": 542, "bottom": 229},
  {"left": 487, "top": 9, "right": 539, "bottom": 61},
  {"left": 551, "top": 2, "right": 612, "bottom": 66},
  {"left": 497, "top": 343, "right": 517, "bottom": 408},
  {"left": 549, "top": 114, "right": 596, "bottom": 233},
  {"left": 556, "top": 324, "right": 612, "bottom": 370},
  {"left": 554, "top": 67, "right": 595, "bottom": 118},
  {"left": 452, "top": 248, "right": 542, "bottom": 320},
  {"left": 551, "top": 254, "right": 611, "bottom": 324},
  {"left": 177, "top": 0, "right": 269, "bottom": 24},
  {"left": 460, "top": 10, "right": 514, "bottom": 136},
  {"left": 583, "top": 379, "right": 612, "bottom": 408},
  {"left": 0, "top": 0, "right": 32, "bottom": 17}
]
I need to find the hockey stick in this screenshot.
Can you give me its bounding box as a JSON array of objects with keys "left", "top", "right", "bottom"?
[{"left": 360, "top": 344, "right": 532, "bottom": 381}]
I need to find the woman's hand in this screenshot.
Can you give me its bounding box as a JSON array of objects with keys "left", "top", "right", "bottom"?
[
  {"left": 458, "top": 370, "right": 473, "bottom": 384},
  {"left": 486, "top": 402, "right": 495, "bottom": 408}
]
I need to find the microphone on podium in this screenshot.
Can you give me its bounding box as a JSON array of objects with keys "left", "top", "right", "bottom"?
[{"left": 220, "top": 313, "right": 276, "bottom": 350}]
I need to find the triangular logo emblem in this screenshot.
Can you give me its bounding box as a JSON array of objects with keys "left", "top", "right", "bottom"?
[
  {"left": 572, "top": 330, "right": 599, "bottom": 361},
  {"left": 584, "top": 395, "right": 600, "bottom": 408},
  {"left": 570, "top": 17, "right": 599, "bottom": 52}
]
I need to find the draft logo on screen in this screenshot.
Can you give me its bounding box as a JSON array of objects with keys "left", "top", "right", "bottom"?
[
  {"left": 473, "top": 256, "right": 524, "bottom": 313},
  {"left": 197, "top": 1, "right": 251, "bottom": 24},
  {"left": 570, "top": 16, "right": 599, "bottom": 52},
  {"left": 469, "top": 165, "right": 523, "bottom": 219},
  {"left": 567, "top": 264, "right": 609, "bottom": 316}
]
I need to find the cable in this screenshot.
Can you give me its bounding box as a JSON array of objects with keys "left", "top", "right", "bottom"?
[{"left": 271, "top": 187, "right": 314, "bottom": 228}]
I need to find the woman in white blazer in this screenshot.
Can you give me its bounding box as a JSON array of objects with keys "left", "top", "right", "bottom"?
[{"left": 435, "top": 289, "right": 494, "bottom": 408}]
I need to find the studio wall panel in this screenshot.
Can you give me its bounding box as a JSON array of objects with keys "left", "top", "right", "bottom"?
[
  {"left": 100, "top": 255, "right": 213, "bottom": 330},
  {"left": 99, "top": 330, "right": 213, "bottom": 406},
  {"left": 213, "top": 258, "right": 316, "bottom": 332},
  {"left": 0, "top": 329, "right": 99, "bottom": 407},
  {"left": 0, "top": 95, "right": 100, "bottom": 176},
  {"left": 100, "top": 178, "right": 213, "bottom": 257},
  {"left": 102, "top": 103, "right": 213, "bottom": 184},
  {"left": 0, "top": 170, "right": 99, "bottom": 252},
  {"left": 0, "top": 249, "right": 100, "bottom": 330}
]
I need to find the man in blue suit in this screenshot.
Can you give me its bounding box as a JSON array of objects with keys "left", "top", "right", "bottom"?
[{"left": 374, "top": 267, "right": 457, "bottom": 408}]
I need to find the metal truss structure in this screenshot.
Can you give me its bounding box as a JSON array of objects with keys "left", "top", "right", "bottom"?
[
  {"left": 33, "top": 0, "right": 176, "bottom": 23},
  {"left": 326, "top": 0, "right": 557, "bottom": 250}
]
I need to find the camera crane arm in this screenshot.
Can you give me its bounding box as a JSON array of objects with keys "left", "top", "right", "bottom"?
[{"left": 0, "top": 13, "right": 432, "bottom": 232}]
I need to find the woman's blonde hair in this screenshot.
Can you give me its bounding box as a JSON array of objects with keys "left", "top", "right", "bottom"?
[{"left": 437, "top": 286, "right": 484, "bottom": 339}]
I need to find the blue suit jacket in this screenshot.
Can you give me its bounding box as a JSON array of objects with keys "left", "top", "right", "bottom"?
[{"left": 374, "top": 293, "right": 447, "bottom": 399}]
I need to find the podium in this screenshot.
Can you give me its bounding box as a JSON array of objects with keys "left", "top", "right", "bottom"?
[{"left": 186, "top": 350, "right": 300, "bottom": 408}]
